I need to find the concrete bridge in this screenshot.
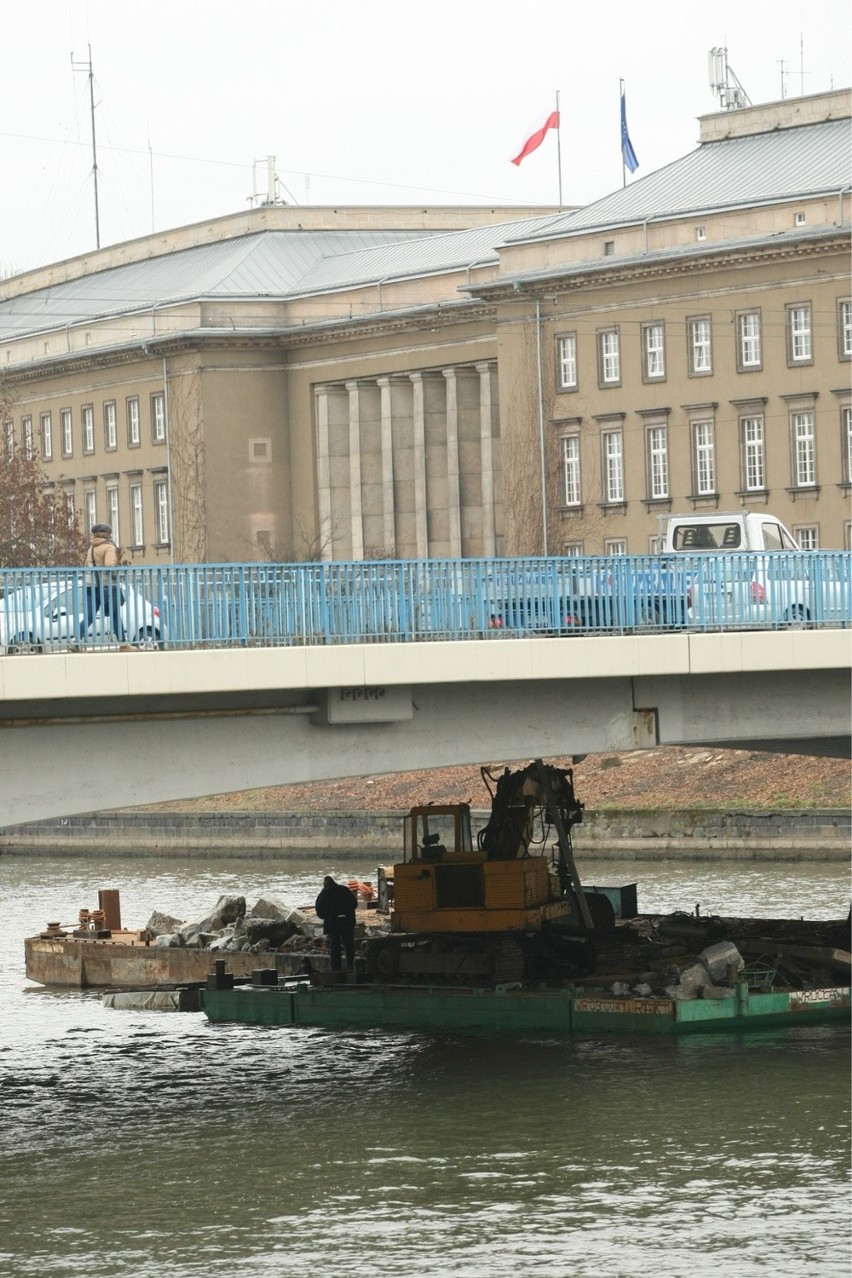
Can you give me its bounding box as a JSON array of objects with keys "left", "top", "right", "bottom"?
[{"left": 0, "top": 627, "right": 848, "bottom": 826}]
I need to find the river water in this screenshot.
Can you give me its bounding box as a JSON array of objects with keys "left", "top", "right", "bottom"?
[{"left": 0, "top": 853, "right": 849, "bottom": 1278}]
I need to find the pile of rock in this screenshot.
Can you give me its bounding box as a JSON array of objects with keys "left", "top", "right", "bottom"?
[{"left": 145, "top": 894, "right": 322, "bottom": 956}]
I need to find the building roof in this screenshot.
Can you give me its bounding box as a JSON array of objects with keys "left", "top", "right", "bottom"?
[
  {"left": 0, "top": 218, "right": 546, "bottom": 341},
  {"left": 504, "top": 116, "right": 851, "bottom": 243}
]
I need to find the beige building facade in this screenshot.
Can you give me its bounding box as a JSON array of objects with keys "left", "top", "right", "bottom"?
[{"left": 0, "top": 91, "right": 849, "bottom": 564}]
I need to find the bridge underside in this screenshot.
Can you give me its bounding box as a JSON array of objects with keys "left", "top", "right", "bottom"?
[{"left": 0, "top": 645, "right": 848, "bottom": 826}]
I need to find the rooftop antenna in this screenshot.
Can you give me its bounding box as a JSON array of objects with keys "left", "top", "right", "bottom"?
[
  {"left": 707, "top": 46, "right": 752, "bottom": 110},
  {"left": 71, "top": 43, "right": 101, "bottom": 248},
  {"left": 249, "top": 155, "right": 287, "bottom": 207}
]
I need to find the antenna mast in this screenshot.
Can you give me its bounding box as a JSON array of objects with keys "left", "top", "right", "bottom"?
[
  {"left": 71, "top": 44, "right": 100, "bottom": 248},
  {"left": 707, "top": 47, "right": 752, "bottom": 110}
]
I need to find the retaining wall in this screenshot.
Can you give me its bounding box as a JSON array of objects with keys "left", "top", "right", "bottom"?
[{"left": 0, "top": 807, "right": 848, "bottom": 861}]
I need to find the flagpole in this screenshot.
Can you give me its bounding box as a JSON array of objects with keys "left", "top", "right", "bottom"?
[
  {"left": 620, "top": 78, "right": 626, "bottom": 188},
  {"left": 556, "top": 90, "right": 563, "bottom": 207}
]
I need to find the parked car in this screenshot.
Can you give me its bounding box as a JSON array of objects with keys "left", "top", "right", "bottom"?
[{"left": 0, "top": 580, "right": 166, "bottom": 653}]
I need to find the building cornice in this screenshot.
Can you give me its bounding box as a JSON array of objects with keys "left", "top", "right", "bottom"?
[{"left": 465, "top": 228, "right": 850, "bottom": 302}]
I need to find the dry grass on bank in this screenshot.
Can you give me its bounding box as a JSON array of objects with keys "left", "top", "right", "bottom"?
[{"left": 138, "top": 746, "right": 851, "bottom": 814}]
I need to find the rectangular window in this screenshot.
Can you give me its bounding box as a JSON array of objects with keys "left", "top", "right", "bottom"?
[
  {"left": 648, "top": 534, "right": 663, "bottom": 553},
  {"left": 22, "top": 417, "right": 33, "bottom": 460},
  {"left": 598, "top": 330, "right": 620, "bottom": 386},
  {"left": 844, "top": 406, "right": 852, "bottom": 484},
  {"left": 561, "top": 436, "right": 581, "bottom": 506},
  {"left": 602, "top": 429, "right": 624, "bottom": 502},
  {"left": 127, "top": 397, "right": 140, "bottom": 447},
  {"left": 155, "top": 480, "right": 170, "bottom": 543},
  {"left": 737, "top": 312, "right": 761, "bottom": 370},
  {"left": 104, "top": 401, "right": 117, "bottom": 450},
  {"left": 642, "top": 323, "right": 665, "bottom": 380},
  {"left": 838, "top": 299, "right": 852, "bottom": 360},
  {"left": 130, "top": 483, "right": 144, "bottom": 545},
  {"left": 82, "top": 404, "right": 94, "bottom": 454},
  {"left": 41, "top": 412, "right": 52, "bottom": 461},
  {"left": 85, "top": 490, "right": 96, "bottom": 532},
  {"left": 604, "top": 539, "right": 627, "bottom": 555},
  {"left": 64, "top": 489, "right": 75, "bottom": 527},
  {"left": 693, "top": 421, "right": 716, "bottom": 496},
  {"left": 741, "top": 415, "right": 765, "bottom": 491},
  {"left": 4, "top": 420, "right": 13, "bottom": 461},
  {"left": 647, "top": 425, "right": 669, "bottom": 498},
  {"left": 792, "top": 410, "right": 816, "bottom": 487},
  {"left": 688, "top": 317, "right": 712, "bottom": 375},
  {"left": 787, "top": 304, "right": 812, "bottom": 364},
  {"left": 563, "top": 542, "right": 583, "bottom": 556},
  {"left": 61, "top": 409, "right": 73, "bottom": 457},
  {"left": 794, "top": 525, "right": 819, "bottom": 550},
  {"left": 151, "top": 392, "right": 166, "bottom": 442},
  {"left": 107, "top": 486, "right": 119, "bottom": 537},
  {"left": 556, "top": 334, "right": 577, "bottom": 391}
]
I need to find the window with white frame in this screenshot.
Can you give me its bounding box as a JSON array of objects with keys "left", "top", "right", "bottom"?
[
  {"left": 127, "top": 397, "right": 140, "bottom": 447},
  {"left": 563, "top": 542, "right": 583, "bottom": 556},
  {"left": 741, "top": 415, "right": 765, "bottom": 491},
  {"left": 599, "top": 330, "right": 620, "bottom": 385},
  {"left": 839, "top": 299, "right": 852, "bottom": 360},
  {"left": 792, "top": 410, "right": 816, "bottom": 487},
  {"left": 602, "top": 429, "right": 624, "bottom": 502},
  {"left": 688, "top": 317, "right": 712, "bottom": 374},
  {"left": 845, "top": 522, "right": 852, "bottom": 550},
  {"left": 794, "top": 525, "right": 819, "bottom": 550},
  {"left": 130, "top": 483, "right": 144, "bottom": 545},
  {"left": 85, "top": 490, "right": 96, "bottom": 532},
  {"left": 561, "top": 435, "right": 581, "bottom": 506},
  {"left": 107, "top": 486, "right": 119, "bottom": 537},
  {"left": 64, "top": 489, "right": 75, "bottom": 527},
  {"left": 642, "top": 323, "right": 665, "bottom": 380},
  {"left": 692, "top": 420, "right": 716, "bottom": 496},
  {"left": 154, "top": 480, "right": 170, "bottom": 543},
  {"left": 737, "top": 312, "right": 761, "bottom": 370},
  {"left": 82, "top": 404, "right": 94, "bottom": 453},
  {"left": 556, "top": 334, "right": 577, "bottom": 391},
  {"left": 604, "top": 538, "right": 627, "bottom": 555},
  {"left": 647, "top": 425, "right": 669, "bottom": 498},
  {"left": 104, "top": 401, "right": 117, "bottom": 450},
  {"left": 41, "top": 412, "right": 52, "bottom": 461},
  {"left": 4, "top": 420, "right": 13, "bottom": 460},
  {"left": 61, "top": 409, "right": 73, "bottom": 457},
  {"left": 22, "top": 417, "right": 33, "bottom": 460},
  {"left": 152, "top": 392, "right": 166, "bottom": 442},
  {"left": 648, "top": 534, "right": 663, "bottom": 554},
  {"left": 844, "top": 406, "right": 852, "bottom": 484},
  {"left": 786, "top": 304, "right": 812, "bottom": 364}
]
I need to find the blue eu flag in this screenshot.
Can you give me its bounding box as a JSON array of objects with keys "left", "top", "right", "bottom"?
[{"left": 620, "top": 91, "right": 639, "bottom": 174}]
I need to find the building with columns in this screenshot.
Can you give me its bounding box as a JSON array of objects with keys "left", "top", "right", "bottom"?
[{"left": 0, "top": 88, "right": 849, "bottom": 564}]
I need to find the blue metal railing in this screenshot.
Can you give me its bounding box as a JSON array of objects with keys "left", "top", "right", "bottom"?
[{"left": 0, "top": 552, "right": 850, "bottom": 652}]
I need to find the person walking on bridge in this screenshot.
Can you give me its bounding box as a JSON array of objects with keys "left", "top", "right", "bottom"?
[
  {"left": 314, "top": 876, "right": 358, "bottom": 972},
  {"left": 69, "top": 524, "right": 132, "bottom": 652}
]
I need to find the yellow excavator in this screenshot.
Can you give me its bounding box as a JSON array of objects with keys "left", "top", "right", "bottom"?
[{"left": 365, "top": 759, "right": 613, "bottom": 985}]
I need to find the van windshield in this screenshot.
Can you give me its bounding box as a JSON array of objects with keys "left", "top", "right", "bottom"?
[{"left": 672, "top": 523, "right": 741, "bottom": 550}]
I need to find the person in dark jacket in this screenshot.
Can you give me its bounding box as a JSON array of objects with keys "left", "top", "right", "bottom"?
[{"left": 314, "top": 876, "right": 358, "bottom": 971}]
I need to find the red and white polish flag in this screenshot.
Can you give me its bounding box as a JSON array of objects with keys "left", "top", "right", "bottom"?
[{"left": 510, "top": 109, "right": 560, "bottom": 166}]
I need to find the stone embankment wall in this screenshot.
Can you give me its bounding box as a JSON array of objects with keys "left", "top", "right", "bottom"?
[{"left": 0, "top": 808, "right": 848, "bottom": 861}]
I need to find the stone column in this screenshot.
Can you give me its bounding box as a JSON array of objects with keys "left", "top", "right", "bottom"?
[
  {"left": 314, "top": 385, "right": 333, "bottom": 561},
  {"left": 477, "top": 361, "right": 497, "bottom": 556},
  {"left": 377, "top": 376, "right": 396, "bottom": 554},
  {"left": 345, "top": 380, "right": 364, "bottom": 560},
  {"left": 443, "top": 367, "right": 462, "bottom": 557},
  {"left": 409, "top": 372, "right": 429, "bottom": 557}
]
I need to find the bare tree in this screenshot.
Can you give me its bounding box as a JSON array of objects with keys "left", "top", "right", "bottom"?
[
  {"left": 0, "top": 382, "right": 88, "bottom": 567},
  {"left": 167, "top": 369, "right": 207, "bottom": 562}
]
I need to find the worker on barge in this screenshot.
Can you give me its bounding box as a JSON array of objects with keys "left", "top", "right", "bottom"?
[{"left": 314, "top": 876, "right": 358, "bottom": 972}]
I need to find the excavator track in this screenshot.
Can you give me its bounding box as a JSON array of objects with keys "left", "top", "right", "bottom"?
[{"left": 365, "top": 934, "right": 525, "bottom": 986}]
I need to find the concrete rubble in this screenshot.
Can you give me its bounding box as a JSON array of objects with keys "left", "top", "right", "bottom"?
[{"left": 144, "top": 892, "right": 371, "bottom": 958}]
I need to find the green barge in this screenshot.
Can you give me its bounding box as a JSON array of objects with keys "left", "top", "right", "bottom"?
[{"left": 201, "top": 979, "right": 851, "bottom": 1037}]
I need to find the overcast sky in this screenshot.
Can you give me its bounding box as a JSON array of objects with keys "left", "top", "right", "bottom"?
[{"left": 2, "top": 0, "right": 849, "bottom": 277}]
